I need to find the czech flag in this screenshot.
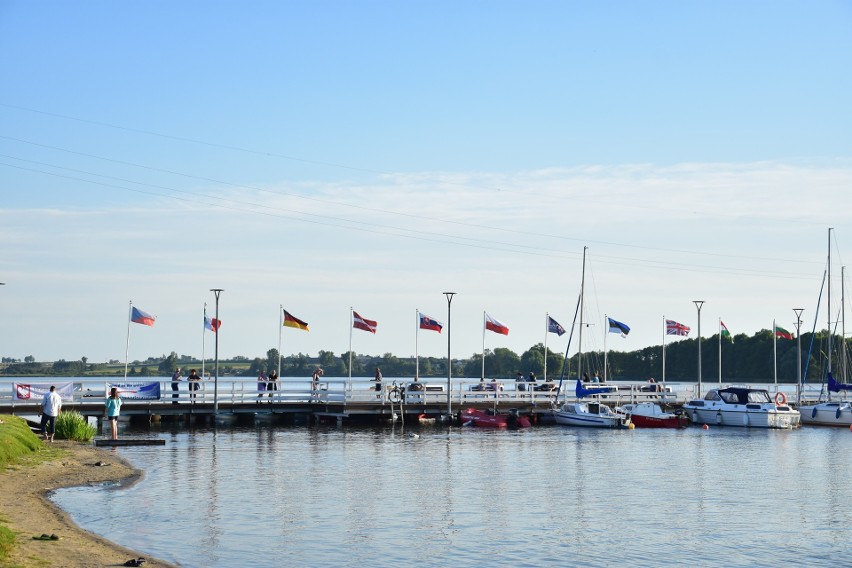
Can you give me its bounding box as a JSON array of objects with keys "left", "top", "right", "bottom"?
[
  {"left": 419, "top": 313, "right": 443, "bottom": 333},
  {"left": 485, "top": 312, "right": 509, "bottom": 335},
  {"left": 353, "top": 311, "right": 377, "bottom": 334},
  {"left": 283, "top": 310, "right": 309, "bottom": 331},
  {"left": 131, "top": 307, "right": 155, "bottom": 327}
]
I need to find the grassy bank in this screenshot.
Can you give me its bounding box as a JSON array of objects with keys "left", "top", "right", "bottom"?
[{"left": 0, "top": 415, "right": 49, "bottom": 564}]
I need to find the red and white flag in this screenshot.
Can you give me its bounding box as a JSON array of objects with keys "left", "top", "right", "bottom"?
[
  {"left": 485, "top": 312, "right": 509, "bottom": 335},
  {"left": 353, "top": 311, "right": 377, "bottom": 334}
]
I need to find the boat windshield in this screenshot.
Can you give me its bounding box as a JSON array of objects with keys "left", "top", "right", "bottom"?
[
  {"left": 704, "top": 391, "right": 722, "bottom": 401},
  {"left": 747, "top": 390, "right": 772, "bottom": 403}
]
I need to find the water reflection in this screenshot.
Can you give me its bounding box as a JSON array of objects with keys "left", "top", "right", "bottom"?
[{"left": 51, "top": 425, "right": 852, "bottom": 567}]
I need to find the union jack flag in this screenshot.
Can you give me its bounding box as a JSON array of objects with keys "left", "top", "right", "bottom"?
[{"left": 666, "top": 319, "right": 690, "bottom": 336}]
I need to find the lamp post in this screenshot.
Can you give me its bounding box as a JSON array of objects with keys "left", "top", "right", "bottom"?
[
  {"left": 693, "top": 300, "right": 705, "bottom": 398},
  {"left": 444, "top": 292, "right": 456, "bottom": 419},
  {"left": 794, "top": 308, "right": 804, "bottom": 405},
  {"left": 210, "top": 289, "right": 223, "bottom": 414}
]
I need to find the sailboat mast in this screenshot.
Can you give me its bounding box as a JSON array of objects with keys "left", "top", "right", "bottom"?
[
  {"left": 842, "top": 266, "right": 847, "bottom": 382},
  {"left": 828, "top": 228, "right": 833, "bottom": 377},
  {"left": 577, "top": 247, "right": 587, "bottom": 381}
]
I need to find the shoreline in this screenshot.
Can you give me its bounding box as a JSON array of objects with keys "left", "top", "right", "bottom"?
[{"left": 0, "top": 440, "right": 176, "bottom": 568}]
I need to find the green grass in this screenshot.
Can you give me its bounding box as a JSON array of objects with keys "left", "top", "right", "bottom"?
[
  {"left": 54, "top": 411, "right": 96, "bottom": 442},
  {"left": 0, "top": 415, "right": 43, "bottom": 469},
  {"left": 0, "top": 416, "right": 50, "bottom": 565}
]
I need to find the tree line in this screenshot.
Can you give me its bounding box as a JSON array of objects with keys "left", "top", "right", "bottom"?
[{"left": 0, "top": 329, "right": 846, "bottom": 384}]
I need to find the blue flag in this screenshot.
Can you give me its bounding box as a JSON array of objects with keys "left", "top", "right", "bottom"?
[
  {"left": 547, "top": 316, "right": 566, "bottom": 336},
  {"left": 607, "top": 317, "right": 630, "bottom": 336}
]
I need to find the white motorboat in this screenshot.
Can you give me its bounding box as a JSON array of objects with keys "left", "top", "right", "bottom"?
[
  {"left": 620, "top": 402, "right": 689, "bottom": 428},
  {"left": 553, "top": 401, "right": 631, "bottom": 428},
  {"left": 683, "top": 387, "right": 800, "bottom": 429}
]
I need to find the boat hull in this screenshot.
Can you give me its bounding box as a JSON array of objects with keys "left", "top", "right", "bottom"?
[
  {"left": 460, "top": 408, "right": 531, "bottom": 429},
  {"left": 798, "top": 402, "right": 852, "bottom": 426},
  {"left": 620, "top": 403, "right": 688, "bottom": 428},
  {"left": 686, "top": 407, "right": 799, "bottom": 429},
  {"left": 552, "top": 402, "right": 630, "bottom": 428}
]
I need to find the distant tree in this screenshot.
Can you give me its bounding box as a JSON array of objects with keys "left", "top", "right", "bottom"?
[
  {"left": 266, "top": 349, "right": 279, "bottom": 372},
  {"left": 24, "top": 355, "right": 35, "bottom": 363},
  {"left": 318, "top": 350, "right": 336, "bottom": 367},
  {"left": 158, "top": 352, "right": 179, "bottom": 375}
]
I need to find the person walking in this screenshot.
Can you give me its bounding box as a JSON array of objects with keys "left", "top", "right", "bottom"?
[
  {"left": 105, "top": 387, "right": 122, "bottom": 441},
  {"left": 171, "top": 368, "right": 182, "bottom": 404},
  {"left": 40, "top": 385, "right": 62, "bottom": 443}
]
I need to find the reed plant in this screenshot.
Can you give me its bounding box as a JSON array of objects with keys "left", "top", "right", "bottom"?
[{"left": 55, "top": 410, "right": 96, "bottom": 442}]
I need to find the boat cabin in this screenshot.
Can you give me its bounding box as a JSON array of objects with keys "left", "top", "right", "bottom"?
[{"left": 703, "top": 388, "right": 772, "bottom": 405}]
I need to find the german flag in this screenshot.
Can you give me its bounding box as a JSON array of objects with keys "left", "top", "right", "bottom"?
[{"left": 283, "top": 310, "right": 309, "bottom": 331}]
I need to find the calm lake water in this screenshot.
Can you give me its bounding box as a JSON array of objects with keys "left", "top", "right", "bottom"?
[{"left": 52, "top": 421, "right": 852, "bottom": 567}]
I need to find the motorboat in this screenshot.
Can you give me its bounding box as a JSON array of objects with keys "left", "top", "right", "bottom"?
[
  {"left": 683, "top": 387, "right": 800, "bottom": 429},
  {"left": 620, "top": 402, "right": 688, "bottom": 428},
  {"left": 460, "top": 408, "right": 531, "bottom": 429},
  {"left": 552, "top": 401, "right": 630, "bottom": 428}
]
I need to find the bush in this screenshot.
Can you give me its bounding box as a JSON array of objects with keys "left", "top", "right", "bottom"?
[{"left": 55, "top": 411, "right": 96, "bottom": 442}]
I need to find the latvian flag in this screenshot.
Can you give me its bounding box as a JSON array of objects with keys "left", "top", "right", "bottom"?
[
  {"left": 485, "top": 312, "right": 509, "bottom": 335},
  {"left": 353, "top": 311, "right": 377, "bottom": 333}
]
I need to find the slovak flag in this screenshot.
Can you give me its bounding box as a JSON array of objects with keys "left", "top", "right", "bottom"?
[
  {"left": 485, "top": 312, "right": 509, "bottom": 335},
  {"left": 131, "top": 306, "right": 155, "bottom": 327},
  {"left": 204, "top": 316, "right": 221, "bottom": 333},
  {"left": 353, "top": 311, "right": 377, "bottom": 334},
  {"left": 419, "top": 313, "right": 443, "bottom": 333},
  {"left": 666, "top": 319, "right": 690, "bottom": 336}
]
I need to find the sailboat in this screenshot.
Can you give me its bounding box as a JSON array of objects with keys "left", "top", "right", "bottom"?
[
  {"left": 552, "top": 247, "right": 630, "bottom": 428},
  {"left": 800, "top": 229, "right": 852, "bottom": 426}
]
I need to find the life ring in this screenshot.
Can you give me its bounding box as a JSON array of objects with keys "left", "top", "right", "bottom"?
[{"left": 774, "top": 392, "right": 787, "bottom": 406}]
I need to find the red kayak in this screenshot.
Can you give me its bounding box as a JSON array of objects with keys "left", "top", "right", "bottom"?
[{"left": 460, "top": 408, "right": 531, "bottom": 429}]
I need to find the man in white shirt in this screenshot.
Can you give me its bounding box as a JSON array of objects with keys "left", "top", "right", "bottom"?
[{"left": 40, "top": 385, "right": 62, "bottom": 443}]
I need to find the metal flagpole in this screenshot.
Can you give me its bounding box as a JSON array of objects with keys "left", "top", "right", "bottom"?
[
  {"left": 773, "top": 318, "right": 778, "bottom": 388},
  {"left": 662, "top": 315, "right": 666, "bottom": 390},
  {"left": 481, "top": 311, "right": 486, "bottom": 381},
  {"left": 210, "top": 289, "right": 223, "bottom": 414},
  {"left": 544, "top": 313, "right": 549, "bottom": 383},
  {"left": 415, "top": 309, "right": 420, "bottom": 380},
  {"left": 348, "top": 307, "right": 353, "bottom": 392},
  {"left": 202, "top": 302, "right": 207, "bottom": 380},
  {"left": 124, "top": 300, "right": 132, "bottom": 380},
  {"left": 603, "top": 313, "right": 608, "bottom": 382},
  {"left": 277, "top": 305, "right": 283, "bottom": 378},
  {"left": 718, "top": 318, "right": 721, "bottom": 384}
]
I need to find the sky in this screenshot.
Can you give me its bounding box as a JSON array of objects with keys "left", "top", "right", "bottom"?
[{"left": 1, "top": 1, "right": 852, "bottom": 366}]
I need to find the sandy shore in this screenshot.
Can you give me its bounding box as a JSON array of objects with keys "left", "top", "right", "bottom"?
[{"left": 0, "top": 440, "right": 176, "bottom": 568}]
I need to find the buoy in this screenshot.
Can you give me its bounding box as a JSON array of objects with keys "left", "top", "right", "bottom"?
[
  {"left": 849, "top": 424, "right": 852, "bottom": 432},
  {"left": 628, "top": 423, "right": 635, "bottom": 429},
  {"left": 702, "top": 424, "right": 710, "bottom": 430}
]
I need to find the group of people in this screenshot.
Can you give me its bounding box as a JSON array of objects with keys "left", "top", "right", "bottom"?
[
  {"left": 256, "top": 369, "right": 280, "bottom": 402},
  {"left": 170, "top": 368, "right": 203, "bottom": 403},
  {"left": 39, "top": 384, "right": 123, "bottom": 442}
]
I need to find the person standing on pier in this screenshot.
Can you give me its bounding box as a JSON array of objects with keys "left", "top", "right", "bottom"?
[
  {"left": 105, "top": 387, "right": 122, "bottom": 441},
  {"left": 171, "top": 368, "right": 181, "bottom": 404},
  {"left": 40, "top": 385, "right": 62, "bottom": 443},
  {"left": 187, "top": 369, "right": 201, "bottom": 402},
  {"left": 257, "top": 370, "right": 267, "bottom": 403},
  {"left": 311, "top": 367, "right": 323, "bottom": 401},
  {"left": 267, "top": 369, "right": 279, "bottom": 403}
]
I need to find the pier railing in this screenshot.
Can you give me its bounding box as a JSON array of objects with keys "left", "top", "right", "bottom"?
[{"left": 0, "top": 377, "right": 828, "bottom": 414}]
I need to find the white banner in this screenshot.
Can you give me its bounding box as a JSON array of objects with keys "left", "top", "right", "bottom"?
[{"left": 14, "top": 382, "right": 74, "bottom": 402}]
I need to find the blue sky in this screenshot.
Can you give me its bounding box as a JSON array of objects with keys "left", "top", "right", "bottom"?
[{"left": 1, "top": 1, "right": 851, "bottom": 368}]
